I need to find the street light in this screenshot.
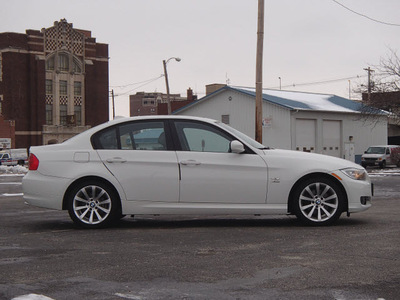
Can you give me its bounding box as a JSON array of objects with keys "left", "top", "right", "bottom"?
[{"left": 163, "top": 57, "right": 181, "bottom": 114}]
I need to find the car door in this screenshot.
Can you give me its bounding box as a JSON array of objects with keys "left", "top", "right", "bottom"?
[
  {"left": 94, "top": 120, "right": 180, "bottom": 202},
  {"left": 173, "top": 120, "right": 268, "bottom": 204}
]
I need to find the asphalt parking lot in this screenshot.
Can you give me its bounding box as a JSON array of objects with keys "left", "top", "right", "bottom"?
[{"left": 0, "top": 169, "right": 399, "bottom": 300}]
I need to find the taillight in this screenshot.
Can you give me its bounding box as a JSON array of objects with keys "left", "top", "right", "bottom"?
[{"left": 28, "top": 154, "right": 39, "bottom": 171}]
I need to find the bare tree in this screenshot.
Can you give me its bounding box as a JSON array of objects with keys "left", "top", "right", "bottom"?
[{"left": 355, "top": 49, "right": 400, "bottom": 125}]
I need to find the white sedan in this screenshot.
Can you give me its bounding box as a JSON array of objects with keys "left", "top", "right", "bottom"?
[{"left": 22, "top": 116, "right": 372, "bottom": 228}]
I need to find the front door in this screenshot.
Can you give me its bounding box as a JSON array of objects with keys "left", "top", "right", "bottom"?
[{"left": 173, "top": 120, "right": 268, "bottom": 204}]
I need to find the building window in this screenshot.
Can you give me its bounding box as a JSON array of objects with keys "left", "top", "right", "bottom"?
[
  {"left": 46, "top": 104, "right": 53, "bottom": 125},
  {"left": 74, "top": 81, "right": 82, "bottom": 96},
  {"left": 73, "top": 59, "right": 82, "bottom": 73},
  {"left": 60, "top": 80, "right": 67, "bottom": 95},
  {"left": 74, "top": 105, "right": 81, "bottom": 126},
  {"left": 60, "top": 105, "right": 67, "bottom": 125},
  {"left": 45, "top": 52, "right": 85, "bottom": 126},
  {"left": 46, "top": 56, "right": 55, "bottom": 71},
  {"left": 221, "top": 114, "right": 230, "bottom": 125},
  {"left": 46, "top": 80, "right": 53, "bottom": 94},
  {"left": 58, "top": 54, "right": 69, "bottom": 72}
]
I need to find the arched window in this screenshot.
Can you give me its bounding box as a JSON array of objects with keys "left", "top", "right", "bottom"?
[
  {"left": 46, "top": 56, "right": 55, "bottom": 71},
  {"left": 58, "top": 53, "right": 69, "bottom": 72},
  {"left": 45, "top": 52, "right": 84, "bottom": 126},
  {"left": 73, "top": 58, "right": 82, "bottom": 73}
]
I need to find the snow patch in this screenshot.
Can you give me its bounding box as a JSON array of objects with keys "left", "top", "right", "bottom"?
[
  {"left": 12, "top": 294, "right": 54, "bottom": 300},
  {"left": 0, "top": 165, "right": 28, "bottom": 175},
  {"left": 368, "top": 167, "right": 400, "bottom": 177}
]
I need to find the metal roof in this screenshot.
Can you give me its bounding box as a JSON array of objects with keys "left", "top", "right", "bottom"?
[{"left": 174, "top": 86, "right": 384, "bottom": 114}]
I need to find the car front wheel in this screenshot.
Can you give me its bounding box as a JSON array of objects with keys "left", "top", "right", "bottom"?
[
  {"left": 292, "top": 177, "right": 345, "bottom": 226},
  {"left": 67, "top": 180, "right": 120, "bottom": 228}
]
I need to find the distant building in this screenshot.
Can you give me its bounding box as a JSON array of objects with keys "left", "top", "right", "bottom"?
[
  {"left": 362, "top": 91, "right": 400, "bottom": 145},
  {"left": 175, "top": 85, "right": 388, "bottom": 163},
  {"left": 0, "top": 19, "right": 109, "bottom": 148},
  {"left": 130, "top": 88, "right": 197, "bottom": 116},
  {"left": 0, "top": 116, "right": 15, "bottom": 149}
]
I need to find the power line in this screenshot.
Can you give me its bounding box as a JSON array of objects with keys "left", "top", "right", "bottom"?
[
  {"left": 110, "top": 75, "right": 164, "bottom": 89},
  {"left": 111, "top": 75, "right": 165, "bottom": 97},
  {"left": 265, "top": 74, "right": 369, "bottom": 90},
  {"left": 332, "top": 0, "right": 400, "bottom": 27}
]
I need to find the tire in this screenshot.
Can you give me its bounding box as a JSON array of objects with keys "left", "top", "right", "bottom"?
[
  {"left": 379, "top": 160, "right": 386, "bottom": 169},
  {"left": 292, "top": 177, "right": 345, "bottom": 226},
  {"left": 67, "top": 180, "right": 121, "bottom": 229}
]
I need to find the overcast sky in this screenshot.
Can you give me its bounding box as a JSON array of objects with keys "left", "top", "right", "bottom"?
[{"left": 2, "top": 0, "right": 400, "bottom": 118}]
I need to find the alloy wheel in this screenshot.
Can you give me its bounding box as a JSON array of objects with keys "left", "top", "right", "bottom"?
[{"left": 298, "top": 182, "right": 339, "bottom": 223}]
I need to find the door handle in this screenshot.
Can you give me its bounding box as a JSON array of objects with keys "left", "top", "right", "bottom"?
[
  {"left": 180, "top": 159, "right": 201, "bottom": 166},
  {"left": 106, "top": 157, "right": 127, "bottom": 163}
]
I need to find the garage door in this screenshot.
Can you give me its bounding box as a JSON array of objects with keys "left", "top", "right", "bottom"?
[
  {"left": 295, "top": 119, "right": 316, "bottom": 153},
  {"left": 322, "top": 120, "right": 341, "bottom": 158}
]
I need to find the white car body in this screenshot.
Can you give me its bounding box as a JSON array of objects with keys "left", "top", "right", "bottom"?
[{"left": 23, "top": 116, "right": 372, "bottom": 228}]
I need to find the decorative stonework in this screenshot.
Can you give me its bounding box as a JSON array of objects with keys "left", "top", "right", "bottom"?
[
  {"left": 44, "top": 19, "right": 84, "bottom": 56},
  {"left": 59, "top": 96, "right": 68, "bottom": 105},
  {"left": 45, "top": 95, "right": 53, "bottom": 105},
  {"left": 74, "top": 96, "right": 82, "bottom": 106}
]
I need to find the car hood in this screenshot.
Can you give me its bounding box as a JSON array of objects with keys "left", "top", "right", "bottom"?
[
  {"left": 260, "top": 148, "right": 363, "bottom": 171},
  {"left": 362, "top": 154, "right": 384, "bottom": 158}
]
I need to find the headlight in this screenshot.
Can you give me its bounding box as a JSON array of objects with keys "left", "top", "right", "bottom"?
[{"left": 340, "top": 168, "right": 367, "bottom": 180}]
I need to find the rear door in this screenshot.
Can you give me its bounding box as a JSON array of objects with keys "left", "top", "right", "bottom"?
[{"left": 93, "top": 120, "right": 180, "bottom": 202}]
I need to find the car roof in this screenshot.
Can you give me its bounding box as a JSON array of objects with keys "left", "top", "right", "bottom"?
[{"left": 60, "top": 115, "right": 221, "bottom": 148}]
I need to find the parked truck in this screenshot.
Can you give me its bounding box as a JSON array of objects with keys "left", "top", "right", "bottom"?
[
  {"left": 0, "top": 149, "right": 28, "bottom": 166},
  {"left": 361, "top": 145, "right": 400, "bottom": 168}
]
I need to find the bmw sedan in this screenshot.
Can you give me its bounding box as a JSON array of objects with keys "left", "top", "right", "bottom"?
[{"left": 22, "top": 116, "right": 372, "bottom": 228}]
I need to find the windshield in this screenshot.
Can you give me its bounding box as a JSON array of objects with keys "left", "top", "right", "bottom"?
[
  {"left": 217, "top": 122, "right": 266, "bottom": 149},
  {"left": 366, "top": 147, "right": 385, "bottom": 154}
]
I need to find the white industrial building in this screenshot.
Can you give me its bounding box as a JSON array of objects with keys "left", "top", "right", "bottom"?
[{"left": 174, "top": 85, "right": 388, "bottom": 163}]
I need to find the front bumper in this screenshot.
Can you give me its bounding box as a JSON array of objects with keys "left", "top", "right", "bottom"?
[{"left": 338, "top": 172, "right": 372, "bottom": 213}]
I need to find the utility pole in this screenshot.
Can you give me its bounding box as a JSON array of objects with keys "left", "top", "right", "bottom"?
[
  {"left": 111, "top": 89, "right": 115, "bottom": 119},
  {"left": 162, "top": 57, "right": 181, "bottom": 115},
  {"left": 255, "top": 0, "right": 264, "bottom": 143},
  {"left": 163, "top": 59, "right": 171, "bottom": 115},
  {"left": 364, "top": 67, "right": 374, "bottom": 103}
]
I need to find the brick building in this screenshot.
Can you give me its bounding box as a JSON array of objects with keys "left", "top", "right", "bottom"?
[
  {"left": 0, "top": 19, "right": 109, "bottom": 148},
  {"left": 362, "top": 91, "right": 400, "bottom": 144},
  {"left": 130, "top": 88, "right": 197, "bottom": 116},
  {"left": 0, "top": 116, "right": 15, "bottom": 149}
]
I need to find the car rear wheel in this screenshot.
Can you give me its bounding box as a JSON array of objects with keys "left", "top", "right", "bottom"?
[
  {"left": 292, "top": 177, "right": 345, "bottom": 226},
  {"left": 67, "top": 180, "right": 120, "bottom": 228}
]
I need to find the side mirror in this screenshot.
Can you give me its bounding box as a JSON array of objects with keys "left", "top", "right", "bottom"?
[{"left": 230, "top": 140, "right": 245, "bottom": 154}]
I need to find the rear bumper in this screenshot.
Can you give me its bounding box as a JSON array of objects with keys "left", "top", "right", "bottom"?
[{"left": 22, "top": 172, "right": 70, "bottom": 210}]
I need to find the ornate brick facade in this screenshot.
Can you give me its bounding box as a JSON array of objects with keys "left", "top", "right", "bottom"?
[{"left": 0, "top": 19, "right": 109, "bottom": 148}]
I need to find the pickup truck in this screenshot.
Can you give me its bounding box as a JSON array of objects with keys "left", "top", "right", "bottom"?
[{"left": 0, "top": 149, "right": 28, "bottom": 166}]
